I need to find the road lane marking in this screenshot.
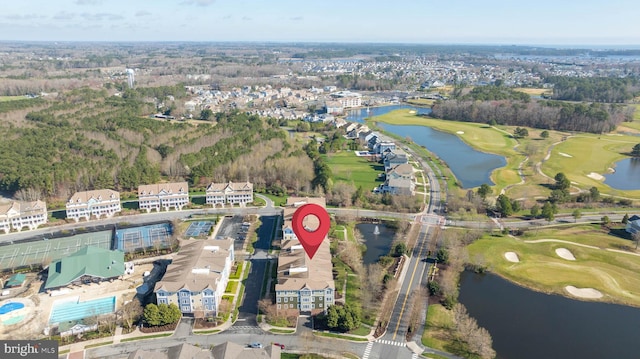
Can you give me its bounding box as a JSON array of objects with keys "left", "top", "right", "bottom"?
[{"left": 392, "top": 227, "right": 430, "bottom": 340}]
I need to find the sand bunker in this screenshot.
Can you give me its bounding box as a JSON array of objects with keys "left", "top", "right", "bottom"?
[
  {"left": 587, "top": 172, "right": 604, "bottom": 181},
  {"left": 556, "top": 248, "right": 576, "bottom": 260},
  {"left": 409, "top": 110, "right": 416, "bottom": 114},
  {"left": 558, "top": 152, "right": 573, "bottom": 158},
  {"left": 504, "top": 252, "right": 520, "bottom": 263},
  {"left": 456, "top": 131, "right": 464, "bottom": 134},
  {"left": 565, "top": 286, "right": 603, "bottom": 299}
]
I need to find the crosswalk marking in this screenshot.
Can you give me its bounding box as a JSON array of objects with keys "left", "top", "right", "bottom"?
[
  {"left": 231, "top": 325, "right": 261, "bottom": 330},
  {"left": 376, "top": 339, "right": 406, "bottom": 347},
  {"left": 362, "top": 342, "right": 374, "bottom": 359}
]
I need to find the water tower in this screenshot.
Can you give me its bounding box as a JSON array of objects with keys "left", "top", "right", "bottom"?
[{"left": 126, "top": 68, "right": 135, "bottom": 89}]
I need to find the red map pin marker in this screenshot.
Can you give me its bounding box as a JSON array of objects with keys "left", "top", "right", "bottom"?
[{"left": 292, "top": 203, "right": 330, "bottom": 259}]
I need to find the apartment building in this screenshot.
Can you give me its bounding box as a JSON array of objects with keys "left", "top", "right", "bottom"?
[
  {"left": 0, "top": 200, "right": 47, "bottom": 234},
  {"left": 330, "top": 91, "right": 362, "bottom": 108},
  {"left": 276, "top": 197, "right": 335, "bottom": 315},
  {"left": 154, "top": 238, "right": 234, "bottom": 317},
  {"left": 65, "top": 189, "right": 121, "bottom": 222},
  {"left": 138, "top": 182, "right": 189, "bottom": 212},
  {"left": 205, "top": 181, "right": 253, "bottom": 207}
]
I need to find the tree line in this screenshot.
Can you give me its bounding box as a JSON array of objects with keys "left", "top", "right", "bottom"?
[
  {"left": 0, "top": 86, "right": 312, "bottom": 202},
  {"left": 547, "top": 76, "right": 640, "bottom": 103},
  {"left": 431, "top": 97, "right": 634, "bottom": 133}
]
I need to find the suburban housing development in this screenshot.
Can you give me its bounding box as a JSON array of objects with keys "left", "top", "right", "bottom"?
[
  {"left": 154, "top": 238, "right": 235, "bottom": 317},
  {"left": 138, "top": 182, "right": 190, "bottom": 212},
  {"left": 0, "top": 200, "right": 47, "bottom": 234},
  {"left": 65, "top": 189, "right": 122, "bottom": 222},
  {"left": 205, "top": 181, "right": 254, "bottom": 207},
  {"left": 276, "top": 197, "right": 335, "bottom": 315}
]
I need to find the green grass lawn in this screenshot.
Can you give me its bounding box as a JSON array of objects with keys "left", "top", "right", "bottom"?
[
  {"left": 421, "top": 304, "right": 454, "bottom": 351},
  {"left": 467, "top": 226, "right": 640, "bottom": 307},
  {"left": 225, "top": 280, "right": 238, "bottom": 294},
  {"left": 372, "top": 109, "right": 640, "bottom": 200},
  {"left": 0, "top": 96, "right": 29, "bottom": 102},
  {"left": 542, "top": 134, "right": 640, "bottom": 198},
  {"left": 372, "top": 110, "right": 522, "bottom": 192},
  {"left": 323, "top": 151, "right": 383, "bottom": 192},
  {"left": 256, "top": 192, "right": 288, "bottom": 207}
]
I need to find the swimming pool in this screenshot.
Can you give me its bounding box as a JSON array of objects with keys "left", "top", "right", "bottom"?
[
  {"left": 2, "top": 314, "right": 25, "bottom": 325},
  {"left": 49, "top": 296, "right": 116, "bottom": 324},
  {"left": 0, "top": 302, "right": 24, "bottom": 315}
]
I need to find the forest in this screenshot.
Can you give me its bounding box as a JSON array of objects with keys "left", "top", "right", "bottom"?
[
  {"left": 431, "top": 86, "right": 634, "bottom": 133},
  {"left": 0, "top": 86, "right": 313, "bottom": 203},
  {"left": 547, "top": 76, "right": 640, "bottom": 103}
]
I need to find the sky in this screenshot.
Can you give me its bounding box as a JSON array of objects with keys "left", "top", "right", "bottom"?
[{"left": 2, "top": 0, "right": 639, "bottom": 45}]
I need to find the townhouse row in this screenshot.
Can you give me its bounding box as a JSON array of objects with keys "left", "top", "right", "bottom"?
[{"left": 0, "top": 181, "right": 253, "bottom": 234}]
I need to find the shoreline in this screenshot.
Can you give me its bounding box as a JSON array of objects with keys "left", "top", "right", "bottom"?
[
  {"left": 481, "top": 269, "right": 638, "bottom": 308},
  {"left": 368, "top": 108, "right": 517, "bottom": 189}
]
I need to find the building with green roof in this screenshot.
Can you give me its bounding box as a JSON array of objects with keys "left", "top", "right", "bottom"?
[
  {"left": 45, "top": 246, "right": 125, "bottom": 290},
  {"left": 5, "top": 273, "right": 26, "bottom": 288}
]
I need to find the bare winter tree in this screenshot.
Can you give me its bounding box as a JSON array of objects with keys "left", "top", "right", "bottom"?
[
  {"left": 13, "top": 188, "right": 41, "bottom": 201},
  {"left": 453, "top": 304, "right": 496, "bottom": 359}
]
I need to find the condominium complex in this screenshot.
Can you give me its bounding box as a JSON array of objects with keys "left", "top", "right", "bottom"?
[
  {"left": 205, "top": 181, "right": 253, "bottom": 207},
  {"left": 0, "top": 200, "right": 47, "bottom": 234},
  {"left": 275, "top": 197, "right": 335, "bottom": 315},
  {"left": 154, "top": 238, "right": 234, "bottom": 317},
  {"left": 330, "top": 91, "right": 362, "bottom": 108},
  {"left": 65, "top": 189, "right": 121, "bottom": 222},
  {"left": 138, "top": 182, "right": 189, "bottom": 212}
]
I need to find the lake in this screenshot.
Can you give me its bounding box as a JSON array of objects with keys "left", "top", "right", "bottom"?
[
  {"left": 345, "top": 105, "right": 506, "bottom": 188},
  {"left": 345, "top": 104, "right": 432, "bottom": 124},
  {"left": 356, "top": 222, "right": 396, "bottom": 265},
  {"left": 604, "top": 157, "right": 640, "bottom": 190},
  {"left": 458, "top": 271, "right": 640, "bottom": 359},
  {"left": 378, "top": 123, "right": 505, "bottom": 188}
]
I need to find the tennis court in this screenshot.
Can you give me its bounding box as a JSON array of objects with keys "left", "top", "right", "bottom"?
[
  {"left": 0, "top": 230, "right": 112, "bottom": 271},
  {"left": 185, "top": 221, "right": 214, "bottom": 237},
  {"left": 114, "top": 223, "right": 172, "bottom": 252}
]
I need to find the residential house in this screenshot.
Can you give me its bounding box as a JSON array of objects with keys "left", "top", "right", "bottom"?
[
  {"left": 206, "top": 181, "right": 253, "bottom": 207},
  {"left": 626, "top": 215, "right": 640, "bottom": 235},
  {"left": 65, "top": 189, "right": 121, "bottom": 223},
  {"left": 333, "top": 118, "right": 348, "bottom": 128},
  {"left": 374, "top": 141, "right": 396, "bottom": 155},
  {"left": 0, "top": 200, "right": 47, "bottom": 234},
  {"left": 346, "top": 123, "right": 370, "bottom": 139},
  {"left": 45, "top": 246, "right": 125, "bottom": 290},
  {"left": 154, "top": 238, "right": 234, "bottom": 318},
  {"left": 379, "top": 163, "right": 416, "bottom": 196},
  {"left": 138, "top": 182, "right": 189, "bottom": 213},
  {"left": 276, "top": 197, "right": 335, "bottom": 315},
  {"left": 383, "top": 148, "right": 409, "bottom": 171}
]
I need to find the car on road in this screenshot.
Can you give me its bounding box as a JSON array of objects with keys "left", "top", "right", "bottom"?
[
  {"left": 249, "top": 342, "right": 263, "bottom": 349},
  {"left": 273, "top": 343, "right": 285, "bottom": 349}
]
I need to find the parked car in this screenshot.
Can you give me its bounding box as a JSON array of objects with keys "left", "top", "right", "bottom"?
[
  {"left": 250, "top": 342, "right": 263, "bottom": 349},
  {"left": 273, "top": 343, "right": 285, "bottom": 349}
]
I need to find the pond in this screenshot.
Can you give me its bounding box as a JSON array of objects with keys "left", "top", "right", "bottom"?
[
  {"left": 378, "top": 123, "right": 506, "bottom": 188},
  {"left": 458, "top": 271, "right": 640, "bottom": 359},
  {"left": 344, "top": 104, "right": 432, "bottom": 123},
  {"left": 604, "top": 157, "right": 640, "bottom": 190},
  {"left": 356, "top": 222, "right": 396, "bottom": 265},
  {"left": 346, "top": 105, "right": 506, "bottom": 188}
]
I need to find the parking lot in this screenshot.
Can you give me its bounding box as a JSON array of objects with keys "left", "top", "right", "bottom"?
[{"left": 216, "top": 216, "right": 252, "bottom": 253}]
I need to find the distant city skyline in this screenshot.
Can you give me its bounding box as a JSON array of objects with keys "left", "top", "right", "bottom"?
[{"left": 2, "top": 0, "right": 639, "bottom": 46}]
